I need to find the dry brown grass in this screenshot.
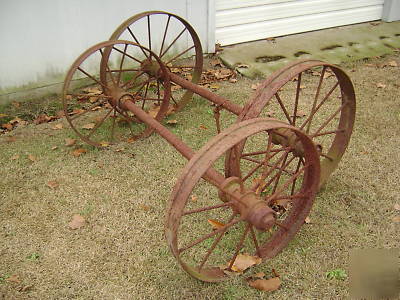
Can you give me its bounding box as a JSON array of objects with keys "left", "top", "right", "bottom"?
[{"left": 1, "top": 53, "right": 399, "bottom": 299}]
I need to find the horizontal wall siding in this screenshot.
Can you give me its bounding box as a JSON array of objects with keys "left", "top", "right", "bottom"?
[{"left": 216, "top": 0, "right": 384, "bottom": 45}]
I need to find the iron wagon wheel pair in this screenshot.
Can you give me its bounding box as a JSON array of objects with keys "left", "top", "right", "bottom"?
[{"left": 61, "top": 11, "right": 356, "bottom": 282}]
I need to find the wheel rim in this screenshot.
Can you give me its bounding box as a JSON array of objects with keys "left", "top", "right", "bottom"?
[
  {"left": 109, "top": 11, "right": 203, "bottom": 111},
  {"left": 166, "top": 118, "right": 320, "bottom": 282},
  {"left": 62, "top": 40, "right": 171, "bottom": 147},
  {"left": 238, "top": 60, "right": 356, "bottom": 187}
]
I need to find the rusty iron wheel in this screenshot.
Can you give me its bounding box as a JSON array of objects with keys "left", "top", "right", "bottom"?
[
  {"left": 238, "top": 60, "right": 356, "bottom": 188},
  {"left": 109, "top": 11, "right": 203, "bottom": 111},
  {"left": 62, "top": 40, "right": 171, "bottom": 147},
  {"left": 166, "top": 118, "right": 320, "bottom": 282}
]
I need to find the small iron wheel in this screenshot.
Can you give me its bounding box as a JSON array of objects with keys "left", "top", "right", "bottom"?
[
  {"left": 166, "top": 118, "right": 320, "bottom": 282},
  {"left": 238, "top": 60, "right": 356, "bottom": 188},
  {"left": 109, "top": 11, "right": 203, "bottom": 111},
  {"left": 62, "top": 40, "right": 171, "bottom": 147}
]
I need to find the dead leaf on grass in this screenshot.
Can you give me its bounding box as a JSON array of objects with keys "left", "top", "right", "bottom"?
[
  {"left": 2, "top": 123, "right": 13, "bottom": 130},
  {"left": 191, "top": 195, "right": 198, "bottom": 202},
  {"left": 291, "top": 110, "right": 306, "bottom": 118},
  {"left": 6, "top": 136, "right": 17, "bottom": 142},
  {"left": 376, "top": 83, "right": 386, "bottom": 89},
  {"left": 251, "top": 83, "right": 261, "bottom": 90},
  {"left": 0, "top": 113, "right": 7, "bottom": 118},
  {"left": 139, "top": 204, "right": 152, "bottom": 211},
  {"left": 166, "top": 119, "right": 178, "bottom": 125},
  {"left": 253, "top": 272, "right": 266, "bottom": 279},
  {"left": 69, "top": 214, "right": 86, "bottom": 230},
  {"left": 210, "top": 84, "right": 220, "bottom": 90},
  {"left": 304, "top": 216, "right": 311, "bottom": 224},
  {"left": 148, "top": 105, "right": 161, "bottom": 118},
  {"left": 392, "top": 216, "right": 400, "bottom": 223},
  {"left": 208, "top": 219, "right": 225, "bottom": 230},
  {"left": 52, "top": 123, "right": 63, "bottom": 130},
  {"left": 46, "top": 181, "right": 59, "bottom": 189},
  {"left": 27, "top": 154, "right": 37, "bottom": 162},
  {"left": 71, "top": 148, "right": 87, "bottom": 157},
  {"left": 6, "top": 274, "right": 21, "bottom": 284},
  {"left": 210, "top": 58, "right": 223, "bottom": 67},
  {"left": 100, "top": 141, "right": 110, "bottom": 147},
  {"left": 394, "top": 203, "right": 400, "bottom": 211},
  {"left": 34, "top": 114, "right": 51, "bottom": 125},
  {"left": 199, "top": 124, "right": 208, "bottom": 130},
  {"left": 18, "top": 285, "right": 33, "bottom": 292},
  {"left": 10, "top": 154, "right": 20, "bottom": 160},
  {"left": 229, "top": 253, "right": 262, "bottom": 273},
  {"left": 65, "top": 138, "right": 76, "bottom": 147},
  {"left": 12, "top": 101, "right": 21, "bottom": 108},
  {"left": 229, "top": 78, "right": 238, "bottom": 83},
  {"left": 51, "top": 146, "right": 58, "bottom": 150},
  {"left": 388, "top": 60, "right": 398, "bottom": 67},
  {"left": 82, "top": 123, "right": 95, "bottom": 130},
  {"left": 248, "top": 277, "right": 281, "bottom": 292},
  {"left": 127, "top": 137, "right": 137, "bottom": 143}
]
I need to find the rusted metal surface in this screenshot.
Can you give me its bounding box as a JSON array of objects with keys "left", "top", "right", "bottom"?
[
  {"left": 165, "top": 118, "right": 320, "bottom": 282},
  {"left": 62, "top": 10, "right": 356, "bottom": 283},
  {"left": 236, "top": 60, "right": 356, "bottom": 187},
  {"left": 109, "top": 11, "right": 203, "bottom": 111}
]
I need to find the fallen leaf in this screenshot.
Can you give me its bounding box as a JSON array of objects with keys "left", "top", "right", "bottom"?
[
  {"left": 210, "top": 84, "right": 220, "bottom": 90},
  {"left": 230, "top": 253, "right": 262, "bottom": 272},
  {"left": 100, "top": 141, "right": 109, "bottom": 147},
  {"left": 266, "top": 37, "right": 276, "bottom": 42},
  {"left": 253, "top": 272, "right": 266, "bottom": 279},
  {"left": 18, "top": 285, "right": 33, "bottom": 292},
  {"left": 388, "top": 60, "right": 398, "bottom": 67},
  {"left": 52, "top": 123, "right": 63, "bottom": 130},
  {"left": 82, "top": 123, "right": 95, "bottom": 130},
  {"left": 10, "top": 154, "right": 20, "bottom": 160},
  {"left": 166, "top": 119, "right": 178, "bottom": 125},
  {"left": 229, "top": 78, "right": 238, "bottom": 83},
  {"left": 0, "top": 113, "right": 7, "bottom": 118},
  {"left": 34, "top": 114, "right": 51, "bottom": 124},
  {"left": 71, "top": 148, "right": 87, "bottom": 157},
  {"left": 376, "top": 83, "right": 386, "bottom": 89},
  {"left": 215, "top": 43, "right": 224, "bottom": 52},
  {"left": 148, "top": 105, "right": 161, "bottom": 118},
  {"left": 1, "top": 123, "right": 13, "bottom": 130},
  {"left": 6, "top": 136, "right": 17, "bottom": 142},
  {"left": 46, "top": 181, "right": 59, "bottom": 189},
  {"left": 191, "top": 195, "right": 198, "bottom": 202},
  {"left": 392, "top": 215, "right": 400, "bottom": 223},
  {"left": 208, "top": 219, "right": 225, "bottom": 230},
  {"left": 51, "top": 146, "right": 58, "bottom": 150},
  {"left": 304, "top": 216, "right": 311, "bottom": 224},
  {"left": 64, "top": 138, "right": 76, "bottom": 147},
  {"left": 91, "top": 106, "right": 102, "bottom": 111},
  {"left": 199, "top": 124, "right": 207, "bottom": 130},
  {"left": 6, "top": 274, "right": 21, "bottom": 284},
  {"left": 114, "top": 148, "right": 124, "bottom": 153},
  {"left": 251, "top": 83, "right": 261, "bottom": 90},
  {"left": 210, "top": 58, "right": 223, "bottom": 67},
  {"left": 139, "top": 204, "right": 151, "bottom": 211},
  {"left": 28, "top": 154, "right": 37, "bottom": 162},
  {"left": 394, "top": 203, "right": 400, "bottom": 211},
  {"left": 248, "top": 277, "right": 281, "bottom": 292},
  {"left": 291, "top": 110, "right": 306, "bottom": 118},
  {"left": 68, "top": 214, "right": 86, "bottom": 229},
  {"left": 171, "top": 85, "right": 181, "bottom": 92},
  {"left": 365, "top": 63, "right": 375, "bottom": 67},
  {"left": 127, "top": 137, "right": 137, "bottom": 143},
  {"left": 12, "top": 101, "right": 20, "bottom": 108}
]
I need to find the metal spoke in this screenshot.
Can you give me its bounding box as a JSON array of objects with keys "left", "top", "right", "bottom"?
[
  {"left": 313, "top": 102, "right": 348, "bottom": 136},
  {"left": 99, "top": 49, "right": 117, "bottom": 87},
  {"left": 160, "top": 27, "right": 187, "bottom": 59},
  {"left": 311, "top": 128, "right": 345, "bottom": 138},
  {"left": 77, "top": 67, "right": 109, "bottom": 91},
  {"left": 227, "top": 224, "right": 251, "bottom": 270},
  {"left": 86, "top": 108, "right": 114, "bottom": 139},
  {"left": 178, "top": 216, "right": 244, "bottom": 254},
  {"left": 198, "top": 213, "right": 235, "bottom": 270},
  {"left": 293, "top": 73, "right": 302, "bottom": 126},
  {"left": 306, "top": 66, "right": 326, "bottom": 134},
  {"left": 112, "top": 46, "right": 142, "bottom": 64},
  {"left": 117, "top": 44, "right": 128, "bottom": 85},
  {"left": 147, "top": 15, "right": 152, "bottom": 52},
  {"left": 69, "top": 98, "right": 109, "bottom": 121},
  {"left": 183, "top": 201, "right": 233, "bottom": 216},
  {"left": 300, "top": 81, "right": 339, "bottom": 131},
  {"left": 249, "top": 226, "right": 261, "bottom": 256},
  {"left": 159, "top": 15, "right": 171, "bottom": 56},
  {"left": 127, "top": 27, "right": 149, "bottom": 59},
  {"left": 165, "top": 45, "right": 195, "bottom": 66},
  {"left": 110, "top": 107, "right": 117, "bottom": 142},
  {"left": 275, "top": 92, "right": 293, "bottom": 125}
]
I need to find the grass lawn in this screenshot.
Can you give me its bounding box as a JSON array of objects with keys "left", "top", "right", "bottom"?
[{"left": 0, "top": 53, "right": 399, "bottom": 299}]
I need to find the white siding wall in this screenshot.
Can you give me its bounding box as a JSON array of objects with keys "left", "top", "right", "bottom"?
[
  {"left": 0, "top": 0, "right": 210, "bottom": 94},
  {"left": 216, "top": 0, "right": 385, "bottom": 45}
]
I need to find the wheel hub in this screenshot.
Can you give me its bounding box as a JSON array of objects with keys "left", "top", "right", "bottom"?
[{"left": 219, "top": 177, "right": 276, "bottom": 231}]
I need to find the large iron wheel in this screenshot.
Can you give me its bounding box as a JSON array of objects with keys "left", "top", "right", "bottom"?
[
  {"left": 238, "top": 60, "right": 356, "bottom": 187},
  {"left": 62, "top": 40, "right": 171, "bottom": 147},
  {"left": 109, "top": 11, "right": 203, "bottom": 111},
  {"left": 166, "top": 118, "right": 320, "bottom": 282}
]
